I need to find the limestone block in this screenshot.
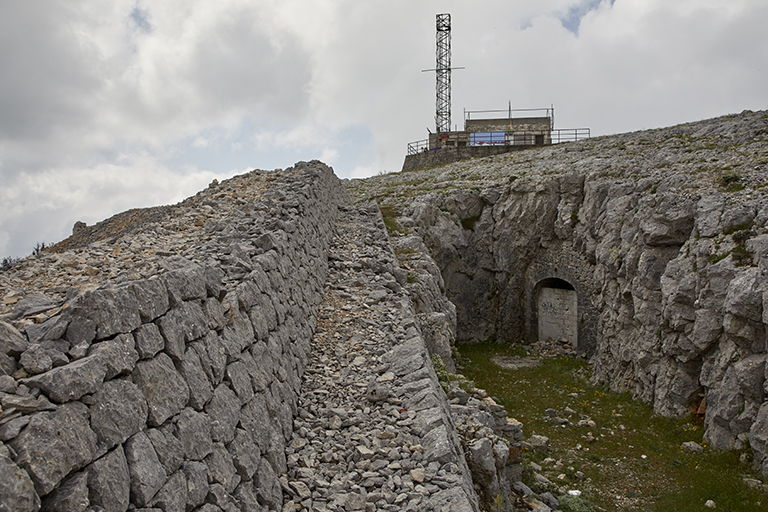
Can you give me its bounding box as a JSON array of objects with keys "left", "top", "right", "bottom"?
[
  {"left": 204, "top": 265, "right": 224, "bottom": 299},
  {"left": 254, "top": 457, "right": 282, "bottom": 511},
  {"left": 205, "top": 442, "right": 240, "bottom": 494},
  {"left": 72, "top": 287, "right": 142, "bottom": 341},
  {"left": 181, "top": 461, "right": 209, "bottom": 510},
  {"left": 133, "top": 323, "right": 164, "bottom": 359},
  {"left": 225, "top": 360, "right": 254, "bottom": 405},
  {"left": 11, "top": 402, "right": 98, "bottom": 495},
  {"left": 161, "top": 262, "right": 207, "bottom": 302},
  {"left": 233, "top": 481, "right": 260, "bottom": 512},
  {"left": 422, "top": 425, "right": 454, "bottom": 464},
  {"left": 24, "top": 351, "right": 107, "bottom": 403},
  {"left": 228, "top": 428, "right": 260, "bottom": 480},
  {"left": 90, "top": 333, "right": 139, "bottom": 380},
  {"left": 132, "top": 353, "right": 189, "bottom": 426},
  {"left": 205, "top": 384, "right": 240, "bottom": 444},
  {"left": 86, "top": 446, "right": 130, "bottom": 512},
  {"left": 156, "top": 302, "right": 207, "bottom": 362},
  {"left": 749, "top": 402, "right": 768, "bottom": 475},
  {"left": 126, "top": 278, "right": 170, "bottom": 323},
  {"left": 40, "top": 471, "right": 88, "bottom": 512},
  {"left": 146, "top": 427, "right": 183, "bottom": 475},
  {"left": 0, "top": 444, "right": 40, "bottom": 512},
  {"left": 175, "top": 408, "right": 212, "bottom": 461},
  {"left": 64, "top": 317, "right": 96, "bottom": 352},
  {"left": 150, "top": 470, "right": 186, "bottom": 512},
  {"left": 1, "top": 319, "right": 30, "bottom": 356},
  {"left": 179, "top": 347, "right": 212, "bottom": 410},
  {"left": 195, "top": 331, "right": 227, "bottom": 385},
  {"left": 239, "top": 398, "right": 271, "bottom": 452},
  {"left": 25, "top": 315, "right": 69, "bottom": 345},
  {"left": 203, "top": 298, "right": 226, "bottom": 331},
  {"left": 691, "top": 309, "right": 723, "bottom": 353},
  {"left": 13, "top": 294, "right": 59, "bottom": 319},
  {"left": 90, "top": 379, "right": 148, "bottom": 450},
  {"left": 125, "top": 431, "right": 167, "bottom": 507}
]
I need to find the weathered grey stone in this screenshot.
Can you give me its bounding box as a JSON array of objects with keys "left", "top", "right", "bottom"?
[
  {"left": 64, "top": 317, "right": 96, "bottom": 351},
  {"left": 156, "top": 302, "right": 208, "bottom": 362},
  {"left": 0, "top": 445, "right": 40, "bottom": 512},
  {"left": 90, "top": 379, "right": 147, "bottom": 449},
  {"left": 72, "top": 287, "right": 142, "bottom": 341},
  {"left": 204, "top": 442, "right": 240, "bottom": 493},
  {"left": 204, "top": 384, "right": 240, "bottom": 444},
  {"left": 175, "top": 408, "right": 212, "bottom": 461},
  {"left": 161, "top": 262, "right": 208, "bottom": 302},
  {"left": 254, "top": 457, "right": 282, "bottom": 510},
  {"left": 203, "top": 298, "right": 226, "bottom": 331},
  {"left": 89, "top": 334, "right": 139, "bottom": 380},
  {"left": 132, "top": 353, "right": 189, "bottom": 426},
  {"left": 132, "top": 323, "right": 164, "bottom": 360},
  {"left": 225, "top": 360, "right": 253, "bottom": 405},
  {"left": 1, "top": 319, "right": 30, "bottom": 356},
  {"left": 181, "top": 461, "right": 209, "bottom": 510},
  {"left": 238, "top": 397, "right": 271, "bottom": 452},
  {"left": 10, "top": 402, "right": 97, "bottom": 495},
  {"left": 41, "top": 471, "right": 89, "bottom": 512},
  {"left": 25, "top": 315, "right": 69, "bottom": 345},
  {"left": 233, "top": 481, "right": 260, "bottom": 512},
  {"left": 125, "top": 431, "right": 167, "bottom": 507},
  {"left": 180, "top": 347, "right": 212, "bottom": 410},
  {"left": 14, "top": 293, "right": 59, "bottom": 319},
  {"left": 207, "top": 483, "right": 238, "bottom": 512},
  {"left": 228, "top": 428, "right": 259, "bottom": 480},
  {"left": 86, "top": 446, "right": 130, "bottom": 512},
  {"left": 146, "top": 427, "right": 184, "bottom": 476},
  {"left": 150, "top": 470, "right": 186, "bottom": 512},
  {"left": 750, "top": 402, "right": 768, "bottom": 475},
  {"left": 126, "top": 278, "right": 170, "bottom": 323},
  {"left": 20, "top": 344, "right": 53, "bottom": 375},
  {"left": 422, "top": 425, "right": 454, "bottom": 464},
  {"left": 196, "top": 331, "right": 227, "bottom": 385}
]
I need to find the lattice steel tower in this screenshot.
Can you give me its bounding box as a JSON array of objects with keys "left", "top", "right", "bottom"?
[{"left": 435, "top": 13, "right": 452, "bottom": 133}]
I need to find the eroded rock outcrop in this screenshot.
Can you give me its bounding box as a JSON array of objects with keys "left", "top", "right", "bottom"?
[{"left": 351, "top": 109, "right": 768, "bottom": 474}]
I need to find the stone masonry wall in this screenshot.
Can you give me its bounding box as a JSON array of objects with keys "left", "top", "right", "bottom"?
[{"left": 0, "top": 162, "right": 347, "bottom": 511}]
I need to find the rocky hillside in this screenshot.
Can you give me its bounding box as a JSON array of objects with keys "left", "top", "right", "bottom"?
[{"left": 348, "top": 109, "right": 768, "bottom": 472}]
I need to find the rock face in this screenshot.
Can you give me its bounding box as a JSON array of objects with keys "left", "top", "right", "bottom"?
[{"left": 349, "top": 110, "right": 768, "bottom": 474}]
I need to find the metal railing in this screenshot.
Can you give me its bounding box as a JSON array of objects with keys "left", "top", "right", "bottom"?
[
  {"left": 407, "top": 139, "right": 431, "bottom": 155},
  {"left": 406, "top": 128, "right": 590, "bottom": 156}
]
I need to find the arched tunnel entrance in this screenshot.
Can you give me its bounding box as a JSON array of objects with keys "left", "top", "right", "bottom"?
[{"left": 535, "top": 278, "right": 578, "bottom": 347}]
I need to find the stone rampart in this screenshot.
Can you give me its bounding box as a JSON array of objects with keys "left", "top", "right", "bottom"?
[{"left": 1, "top": 162, "right": 347, "bottom": 511}]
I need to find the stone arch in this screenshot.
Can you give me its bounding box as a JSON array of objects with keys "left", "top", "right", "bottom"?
[{"left": 534, "top": 278, "right": 578, "bottom": 346}]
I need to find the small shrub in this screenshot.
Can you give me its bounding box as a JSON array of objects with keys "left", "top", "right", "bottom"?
[
  {"left": 1, "top": 256, "right": 20, "bottom": 271},
  {"left": 570, "top": 210, "right": 579, "bottom": 223},
  {"left": 708, "top": 252, "right": 729, "bottom": 265},
  {"left": 460, "top": 215, "right": 481, "bottom": 231},
  {"left": 719, "top": 173, "right": 744, "bottom": 192}
]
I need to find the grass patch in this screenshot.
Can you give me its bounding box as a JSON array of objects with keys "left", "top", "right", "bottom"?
[
  {"left": 456, "top": 341, "right": 767, "bottom": 511},
  {"left": 377, "top": 204, "right": 406, "bottom": 235}
]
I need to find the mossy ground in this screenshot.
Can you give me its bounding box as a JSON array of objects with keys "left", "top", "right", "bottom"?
[{"left": 456, "top": 341, "right": 768, "bottom": 511}]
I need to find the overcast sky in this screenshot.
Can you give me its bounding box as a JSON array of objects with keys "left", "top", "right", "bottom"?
[{"left": 1, "top": 0, "right": 766, "bottom": 259}]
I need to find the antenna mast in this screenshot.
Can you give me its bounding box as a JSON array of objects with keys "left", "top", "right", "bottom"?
[{"left": 435, "top": 13, "right": 452, "bottom": 133}]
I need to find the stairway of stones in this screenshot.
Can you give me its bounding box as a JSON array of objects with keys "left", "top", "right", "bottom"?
[{"left": 281, "top": 203, "right": 477, "bottom": 512}]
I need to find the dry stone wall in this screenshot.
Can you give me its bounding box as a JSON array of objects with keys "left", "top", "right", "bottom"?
[{"left": 0, "top": 162, "right": 347, "bottom": 511}]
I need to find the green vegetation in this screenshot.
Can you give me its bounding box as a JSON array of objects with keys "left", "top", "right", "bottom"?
[
  {"left": 377, "top": 204, "right": 406, "bottom": 235},
  {"left": 460, "top": 215, "right": 482, "bottom": 231},
  {"left": 457, "top": 341, "right": 768, "bottom": 512},
  {"left": 719, "top": 173, "right": 745, "bottom": 192}
]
